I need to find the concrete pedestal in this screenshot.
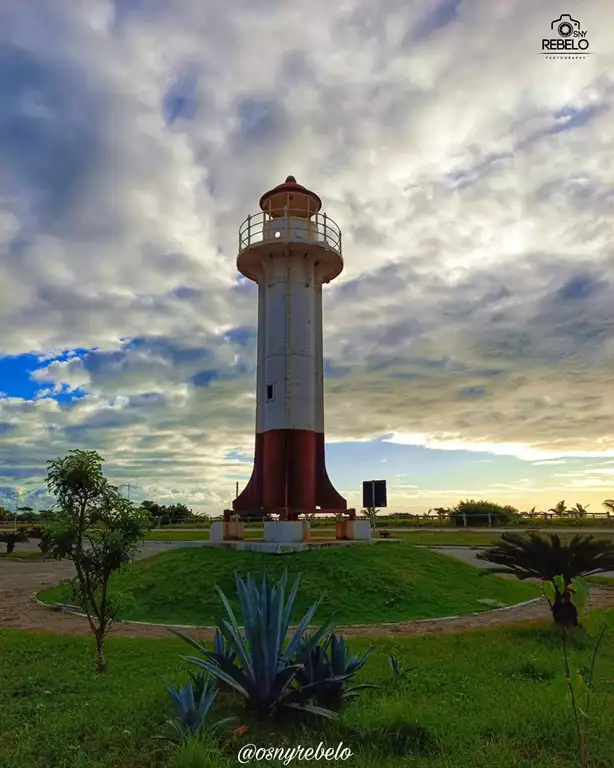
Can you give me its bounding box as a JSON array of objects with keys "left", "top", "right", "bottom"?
[
  {"left": 210, "top": 522, "right": 224, "bottom": 542},
  {"left": 225, "top": 520, "right": 244, "bottom": 540},
  {"left": 210, "top": 520, "right": 244, "bottom": 541},
  {"left": 264, "top": 521, "right": 304, "bottom": 543},
  {"left": 346, "top": 520, "right": 372, "bottom": 540}
]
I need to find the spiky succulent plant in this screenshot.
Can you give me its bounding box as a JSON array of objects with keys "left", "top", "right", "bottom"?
[{"left": 171, "top": 569, "right": 338, "bottom": 718}]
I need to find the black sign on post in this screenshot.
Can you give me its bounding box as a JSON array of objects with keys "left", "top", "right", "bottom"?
[{"left": 362, "top": 480, "right": 387, "bottom": 509}]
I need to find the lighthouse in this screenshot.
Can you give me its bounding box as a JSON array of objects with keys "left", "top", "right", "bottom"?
[{"left": 231, "top": 176, "right": 353, "bottom": 524}]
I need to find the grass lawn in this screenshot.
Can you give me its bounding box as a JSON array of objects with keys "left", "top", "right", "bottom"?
[
  {"left": 0, "top": 550, "right": 44, "bottom": 560},
  {"left": 1, "top": 619, "right": 614, "bottom": 768},
  {"left": 143, "top": 529, "right": 614, "bottom": 546},
  {"left": 38, "top": 542, "right": 540, "bottom": 625}
]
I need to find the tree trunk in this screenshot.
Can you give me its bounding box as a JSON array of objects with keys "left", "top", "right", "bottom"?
[
  {"left": 6, "top": 541, "right": 15, "bottom": 554},
  {"left": 551, "top": 595, "right": 578, "bottom": 628},
  {"left": 95, "top": 632, "right": 107, "bottom": 672}
]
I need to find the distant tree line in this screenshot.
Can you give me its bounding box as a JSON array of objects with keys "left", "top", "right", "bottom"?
[
  {"left": 2, "top": 495, "right": 613, "bottom": 527},
  {"left": 0, "top": 506, "right": 58, "bottom": 523},
  {"left": 138, "top": 500, "right": 195, "bottom": 526},
  {"left": 367, "top": 498, "right": 614, "bottom": 527}
]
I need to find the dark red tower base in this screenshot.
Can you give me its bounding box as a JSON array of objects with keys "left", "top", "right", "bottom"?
[{"left": 232, "top": 430, "right": 347, "bottom": 521}]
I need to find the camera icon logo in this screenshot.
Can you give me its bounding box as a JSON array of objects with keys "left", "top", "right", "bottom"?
[{"left": 551, "top": 14, "right": 580, "bottom": 38}]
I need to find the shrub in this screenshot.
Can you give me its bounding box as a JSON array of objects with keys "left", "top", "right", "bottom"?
[
  {"left": 511, "top": 657, "right": 556, "bottom": 682},
  {"left": 0, "top": 530, "right": 29, "bottom": 554},
  {"left": 25, "top": 526, "right": 46, "bottom": 539},
  {"left": 449, "top": 499, "right": 519, "bottom": 527},
  {"left": 38, "top": 531, "right": 52, "bottom": 555}
]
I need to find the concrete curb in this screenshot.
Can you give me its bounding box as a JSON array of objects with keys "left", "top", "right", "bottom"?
[{"left": 32, "top": 593, "right": 544, "bottom": 631}]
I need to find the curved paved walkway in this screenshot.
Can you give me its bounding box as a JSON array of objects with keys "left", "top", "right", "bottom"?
[{"left": 2, "top": 541, "right": 614, "bottom": 639}]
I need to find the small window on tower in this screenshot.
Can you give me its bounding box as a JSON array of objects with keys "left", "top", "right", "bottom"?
[{"left": 266, "top": 384, "right": 274, "bottom": 401}]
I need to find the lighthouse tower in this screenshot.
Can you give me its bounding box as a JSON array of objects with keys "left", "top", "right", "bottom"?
[{"left": 231, "top": 176, "right": 352, "bottom": 523}]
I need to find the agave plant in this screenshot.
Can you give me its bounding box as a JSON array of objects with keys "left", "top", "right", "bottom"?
[
  {"left": 169, "top": 627, "right": 236, "bottom": 677},
  {"left": 476, "top": 532, "right": 614, "bottom": 626},
  {"left": 388, "top": 653, "right": 415, "bottom": 681},
  {"left": 187, "top": 670, "right": 208, "bottom": 702},
  {"left": 294, "top": 633, "right": 374, "bottom": 709},
  {"left": 172, "top": 569, "right": 337, "bottom": 718},
  {"left": 165, "top": 675, "right": 236, "bottom": 741}
]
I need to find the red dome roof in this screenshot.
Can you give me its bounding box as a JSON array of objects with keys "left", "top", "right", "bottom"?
[{"left": 259, "top": 176, "right": 322, "bottom": 217}]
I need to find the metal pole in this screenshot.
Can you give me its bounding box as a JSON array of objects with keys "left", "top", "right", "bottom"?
[
  {"left": 285, "top": 198, "right": 288, "bottom": 240},
  {"left": 235, "top": 481, "right": 239, "bottom": 499},
  {"left": 14, "top": 488, "right": 18, "bottom": 532}
]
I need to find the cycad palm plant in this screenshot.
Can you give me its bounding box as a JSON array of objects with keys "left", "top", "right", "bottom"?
[
  {"left": 476, "top": 532, "right": 614, "bottom": 626},
  {"left": 0, "top": 530, "right": 28, "bottom": 554}
]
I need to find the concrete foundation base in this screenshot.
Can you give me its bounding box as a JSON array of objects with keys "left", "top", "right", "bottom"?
[
  {"left": 347, "top": 520, "right": 372, "bottom": 540},
  {"left": 200, "top": 538, "right": 400, "bottom": 554},
  {"left": 209, "top": 522, "right": 224, "bottom": 542},
  {"left": 264, "top": 521, "right": 304, "bottom": 543},
  {"left": 209, "top": 520, "right": 245, "bottom": 542}
]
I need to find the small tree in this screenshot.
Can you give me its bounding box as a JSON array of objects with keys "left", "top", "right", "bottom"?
[
  {"left": 45, "top": 449, "right": 152, "bottom": 671},
  {"left": 544, "top": 576, "right": 614, "bottom": 768},
  {"left": 166, "top": 503, "right": 192, "bottom": 524},
  {"left": 17, "top": 505, "right": 34, "bottom": 522},
  {"left": 477, "top": 532, "right": 614, "bottom": 627},
  {"left": 141, "top": 500, "right": 168, "bottom": 526},
  {"left": 603, "top": 499, "right": 614, "bottom": 519}
]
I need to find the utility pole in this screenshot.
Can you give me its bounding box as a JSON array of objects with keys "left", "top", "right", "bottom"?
[{"left": 13, "top": 488, "right": 19, "bottom": 532}]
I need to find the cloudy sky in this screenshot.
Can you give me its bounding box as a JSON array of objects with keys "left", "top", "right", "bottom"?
[{"left": 1, "top": 0, "right": 613, "bottom": 517}]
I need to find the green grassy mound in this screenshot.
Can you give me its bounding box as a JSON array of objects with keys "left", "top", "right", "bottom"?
[{"left": 38, "top": 541, "right": 540, "bottom": 626}]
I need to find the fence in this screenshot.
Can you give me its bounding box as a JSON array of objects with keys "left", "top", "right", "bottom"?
[{"left": 2, "top": 512, "right": 612, "bottom": 530}]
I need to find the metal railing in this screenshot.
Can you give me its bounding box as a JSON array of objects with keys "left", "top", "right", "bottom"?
[{"left": 238, "top": 210, "right": 342, "bottom": 255}]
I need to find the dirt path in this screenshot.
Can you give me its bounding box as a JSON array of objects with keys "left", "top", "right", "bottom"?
[{"left": 2, "top": 549, "right": 614, "bottom": 640}]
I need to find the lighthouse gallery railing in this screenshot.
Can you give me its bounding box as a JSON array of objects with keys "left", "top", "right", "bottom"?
[{"left": 238, "top": 211, "right": 342, "bottom": 256}]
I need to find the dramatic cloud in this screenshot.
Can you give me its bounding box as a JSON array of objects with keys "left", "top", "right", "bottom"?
[{"left": 1, "top": 0, "right": 613, "bottom": 514}]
